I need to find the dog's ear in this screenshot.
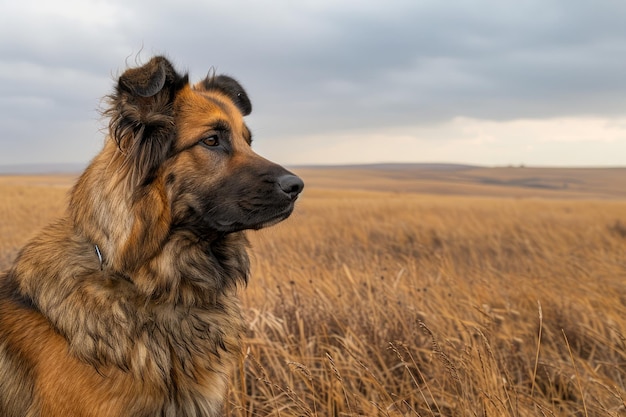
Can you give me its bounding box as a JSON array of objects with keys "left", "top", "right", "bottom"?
[
  {"left": 106, "top": 56, "right": 189, "bottom": 187},
  {"left": 196, "top": 75, "right": 252, "bottom": 116},
  {"left": 118, "top": 57, "right": 173, "bottom": 98}
]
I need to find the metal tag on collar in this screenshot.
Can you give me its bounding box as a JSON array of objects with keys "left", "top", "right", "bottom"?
[{"left": 94, "top": 244, "right": 103, "bottom": 271}]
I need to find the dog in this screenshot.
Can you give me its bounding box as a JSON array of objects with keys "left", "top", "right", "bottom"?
[{"left": 0, "top": 56, "right": 303, "bottom": 416}]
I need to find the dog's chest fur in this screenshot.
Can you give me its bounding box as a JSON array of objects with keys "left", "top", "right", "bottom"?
[{"left": 129, "top": 300, "right": 243, "bottom": 415}]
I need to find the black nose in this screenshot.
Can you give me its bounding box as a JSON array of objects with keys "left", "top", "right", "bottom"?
[{"left": 277, "top": 174, "right": 304, "bottom": 199}]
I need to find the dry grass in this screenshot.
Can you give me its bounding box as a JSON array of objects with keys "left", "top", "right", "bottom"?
[
  {"left": 1, "top": 171, "right": 625, "bottom": 416},
  {"left": 0, "top": 175, "right": 73, "bottom": 267}
]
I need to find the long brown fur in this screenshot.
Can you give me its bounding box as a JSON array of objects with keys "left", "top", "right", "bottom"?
[{"left": 0, "top": 56, "right": 303, "bottom": 417}]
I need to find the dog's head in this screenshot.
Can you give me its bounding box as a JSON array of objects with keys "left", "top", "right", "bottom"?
[
  {"left": 106, "top": 56, "right": 303, "bottom": 235},
  {"left": 72, "top": 56, "right": 302, "bottom": 272}
]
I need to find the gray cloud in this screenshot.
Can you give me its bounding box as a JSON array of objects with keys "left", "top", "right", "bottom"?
[{"left": 1, "top": 0, "right": 625, "bottom": 165}]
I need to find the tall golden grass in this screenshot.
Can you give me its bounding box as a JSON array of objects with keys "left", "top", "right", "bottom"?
[
  {"left": 0, "top": 176, "right": 70, "bottom": 267},
  {"left": 1, "top": 174, "right": 625, "bottom": 416}
]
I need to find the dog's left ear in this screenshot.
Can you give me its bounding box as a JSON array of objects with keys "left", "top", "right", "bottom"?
[
  {"left": 107, "top": 56, "right": 189, "bottom": 187},
  {"left": 118, "top": 56, "right": 184, "bottom": 98},
  {"left": 195, "top": 75, "right": 252, "bottom": 116}
]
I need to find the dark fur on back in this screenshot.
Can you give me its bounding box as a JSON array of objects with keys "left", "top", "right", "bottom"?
[{"left": 0, "top": 56, "right": 302, "bottom": 417}]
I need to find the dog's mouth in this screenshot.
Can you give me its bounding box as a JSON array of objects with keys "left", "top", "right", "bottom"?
[
  {"left": 213, "top": 200, "right": 297, "bottom": 232},
  {"left": 254, "top": 204, "right": 296, "bottom": 229}
]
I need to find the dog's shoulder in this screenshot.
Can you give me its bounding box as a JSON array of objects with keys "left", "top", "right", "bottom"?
[
  {"left": 0, "top": 272, "right": 45, "bottom": 417},
  {"left": 0, "top": 270, "right": 36, "bottom": 313}
]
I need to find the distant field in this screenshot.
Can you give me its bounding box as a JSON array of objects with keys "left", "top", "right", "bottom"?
[
  {"left": 1, "top": 167, "right": 625, "bottom": 416},
  {"left": 295, "top": 164, "right": 626, "bottom": 199}
]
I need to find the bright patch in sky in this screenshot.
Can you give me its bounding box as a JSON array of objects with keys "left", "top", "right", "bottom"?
[{"left": 264, "top": 117, "right": 626, "bottom": 166}]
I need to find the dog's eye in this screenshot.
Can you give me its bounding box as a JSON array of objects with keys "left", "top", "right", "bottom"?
[{"left": 200, "top": 135, "right": 219, "bottom": 148}]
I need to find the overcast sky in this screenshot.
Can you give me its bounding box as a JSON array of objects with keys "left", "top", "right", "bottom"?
[{"left": 1, "top": 0, "right": 625, "bottom": 167}]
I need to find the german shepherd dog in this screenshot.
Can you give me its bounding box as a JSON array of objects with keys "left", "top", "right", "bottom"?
[{"left": 0, "top": 56, "right": 303, "bottom": 416}]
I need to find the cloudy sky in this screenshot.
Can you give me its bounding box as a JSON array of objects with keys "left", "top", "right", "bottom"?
[{"left": 1, "top": 0, "right": 625, "bottom": 167}]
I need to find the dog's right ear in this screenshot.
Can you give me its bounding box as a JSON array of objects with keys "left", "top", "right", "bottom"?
[
  {"left": 106, "top": 56, "right": 189, "bottom": 187},
  {"left": 195, "top": 75, "right": 252, "bottom": 116}
]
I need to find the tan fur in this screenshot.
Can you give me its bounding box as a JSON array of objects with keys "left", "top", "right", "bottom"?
[{"left": 0, "top": 56, "right": 303, "bottom": 416}]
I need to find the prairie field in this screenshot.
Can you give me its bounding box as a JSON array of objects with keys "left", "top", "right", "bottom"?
[{"left": 0, "top": 166, "right": 625, "bottom": 416}]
